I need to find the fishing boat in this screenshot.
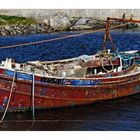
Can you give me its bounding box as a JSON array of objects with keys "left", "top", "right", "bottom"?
[{"left": 0, "top": 17, "right": 140, "bottom": 113}]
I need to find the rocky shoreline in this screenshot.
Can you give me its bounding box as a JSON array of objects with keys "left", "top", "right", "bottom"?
[{"left": 0, "top": 12, "right": 139, "bottom": 36}]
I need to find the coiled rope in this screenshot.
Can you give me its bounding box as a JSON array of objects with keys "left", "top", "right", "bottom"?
[
  {"left": 98, "top": 50, "right": 114, "bottom": 73},
  {"left": 101, "top": 57, "right": 114, "bottom": 73},
  {"left": 0, "top": 23, "right": 128, "bottom": 50},
  {"left": 0, "top": 69, "right": 16, "bottom": 124}
]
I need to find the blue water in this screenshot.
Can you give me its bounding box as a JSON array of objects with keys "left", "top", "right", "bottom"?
[
  {"left": 0, "top": 30, "right": 140, "bottom": 131},
  {"left": 0, "top": 30, "right": 140, "bottom": 63}
]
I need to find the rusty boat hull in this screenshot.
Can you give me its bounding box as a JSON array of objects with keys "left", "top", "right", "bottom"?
[{"left": 0, "top": 63, "right": 140, "bottom": 112}]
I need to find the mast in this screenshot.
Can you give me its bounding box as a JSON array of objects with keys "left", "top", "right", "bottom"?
[
  {"left": 103, "top": 16, "right": 140, "bottom": 51},
  {"left": 103, "top": 17, "right": 117, "bottom": 51}
]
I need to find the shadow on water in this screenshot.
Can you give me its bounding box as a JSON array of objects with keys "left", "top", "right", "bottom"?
[
  {"left": 0, "top": 30, "right": 140, "bottom": 130},
  {"left": 0, "top": 93, "right": 140, "bottom": 131}
]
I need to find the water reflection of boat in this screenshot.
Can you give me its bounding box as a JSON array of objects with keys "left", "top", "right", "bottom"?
[{"left": 0, "top": 17, "right": 140, "bottom": 112}]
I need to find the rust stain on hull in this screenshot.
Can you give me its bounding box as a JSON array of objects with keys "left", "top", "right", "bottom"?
[{"left": 0, "top": 71, "right": 139, "bottom": 111}]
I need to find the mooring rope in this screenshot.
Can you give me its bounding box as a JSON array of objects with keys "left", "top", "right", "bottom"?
[
  {"left": 0, "top": 23, "right": 128, "bottom": 50},
  {"left": 0, "top": 69, "right": 16, "bottom": 124}
]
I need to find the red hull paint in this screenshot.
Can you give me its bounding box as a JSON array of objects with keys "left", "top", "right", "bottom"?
[{"left": 0, "top": 70, "right": 140, "bottom": 111}]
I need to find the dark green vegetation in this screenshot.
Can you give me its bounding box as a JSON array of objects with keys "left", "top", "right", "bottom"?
[{"left": 0, "top": 15, "right": 37, "bottom": 25}]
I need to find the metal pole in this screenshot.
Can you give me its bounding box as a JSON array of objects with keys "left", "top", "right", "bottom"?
[
  {"left": 32, "top": 72, "right": 35, "bottom": 120},
  {"left": 103, "top": 18, "right": 110, "bottom": 50}
]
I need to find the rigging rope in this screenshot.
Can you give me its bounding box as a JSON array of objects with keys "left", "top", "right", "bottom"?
[
  {"left": 0, "top": 23, "right": 128, "bottom": 50},
  {"left": 0, "top": 69, "right": 16, "bottom": 124}
]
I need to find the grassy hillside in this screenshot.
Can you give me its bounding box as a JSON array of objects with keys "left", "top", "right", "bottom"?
[{"left": 0, "top": 15, "right": 37, "bottom": 25}]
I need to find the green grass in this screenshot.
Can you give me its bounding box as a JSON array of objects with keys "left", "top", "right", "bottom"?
[{"left": 0, "top": 15, "right": 37, "bottom": 25}]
